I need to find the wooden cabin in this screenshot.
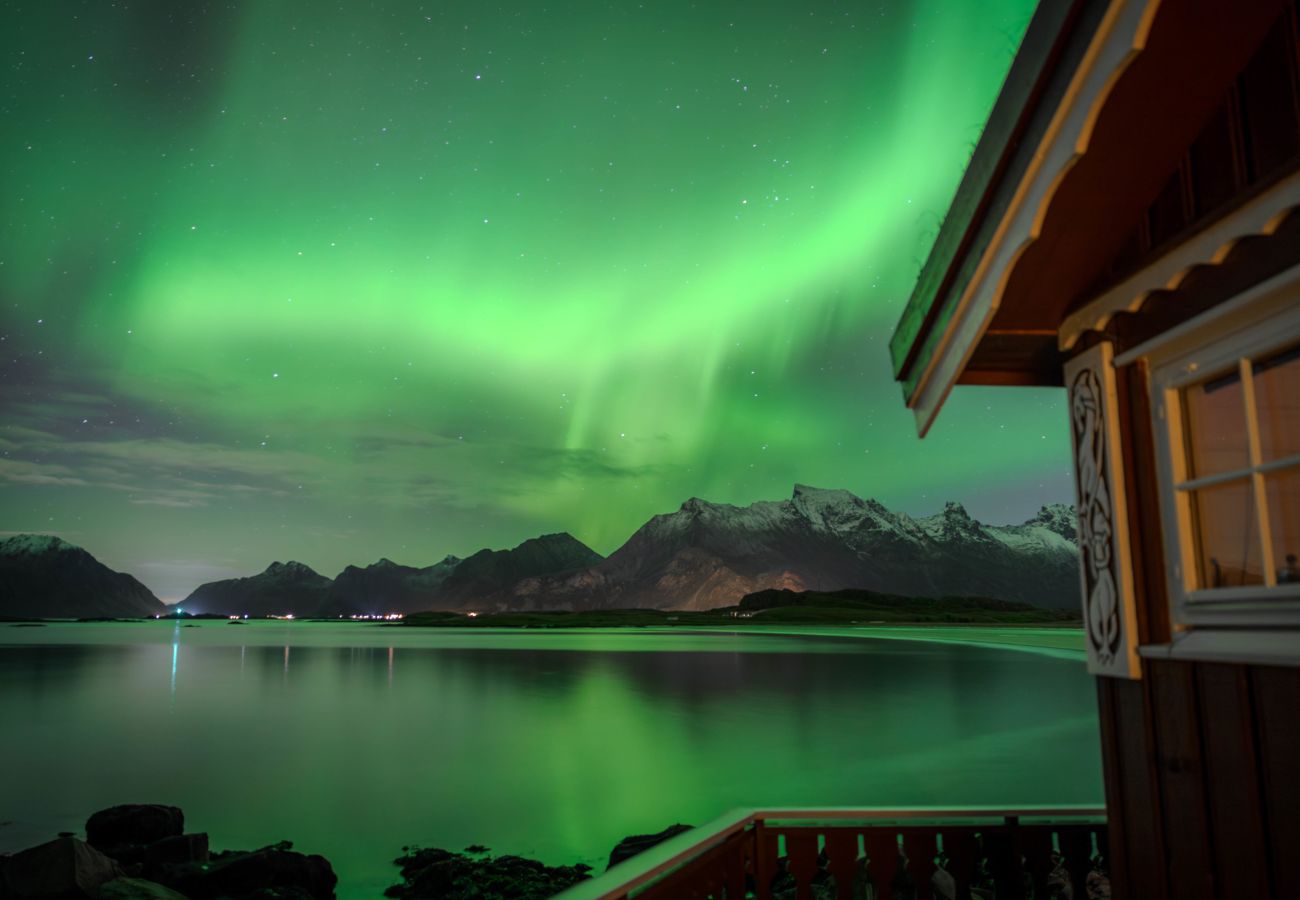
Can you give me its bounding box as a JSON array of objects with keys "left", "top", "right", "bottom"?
[
  {"left": 559, "top": 2, "right": 1298, "bottom": 898},
  {"left": 890, "top": 0, "right": 1300, "bottom": 896}
]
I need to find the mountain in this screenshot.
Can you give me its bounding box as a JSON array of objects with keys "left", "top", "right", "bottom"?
[
  {"left": 182, "top": 561, "right": 332, "bottom": 617},
  {"left": 319, "top": 555, "right": 462, "bottom": 616},
  {"left": 0, "top": 534, "right": 167, "bottom": 618},
  {"left": 434, "top": 534, "right": 604, "bottom": 607},
  {"left": 497, "top": 486, "right": 1081, "bottom": 611},
  {"left": 177, "top": 535, "right": 602, "bottom": 617}
]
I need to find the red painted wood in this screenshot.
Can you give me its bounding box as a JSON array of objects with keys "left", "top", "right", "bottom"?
[
  {"left": 1094, "top": 678, "right": 1132, "bottom": 900},
  {"left": 1019, "top": 827, "right": 1055, "bottom": 897},
  {"left": 863, "top": 832, "right": 901, "bottom": 900},
  {"left": 1252, "top": 666, "right": 1300, "bottom": 897},
  {"left": 753, "top": 823, "right": 777, "bottom": 900},
  {"left": 783, "top": 830, "right": 819, "bottom": 900},
  {"left": 1196, "top": 663, "right": 1272, "bottom": 898},
  {"left": 1149, "top": 660, "right": 1215, "bottom": 900},
  {"left": 1113, "top": 677, "right": 1169, "bottom": 900},
  {"left": 823, "top": 830, "right": 861, "bottom": 900},
  {"left": 943, "top": 830, "right": 979, "bottom": 900}
]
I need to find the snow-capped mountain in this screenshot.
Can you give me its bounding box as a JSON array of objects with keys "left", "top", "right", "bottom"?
[
  {"left": 496, "top": 486, "right": 1081, "bottom": 611},
  {"left": 0, "top": 534, "right": 167, "bottom": 618}
]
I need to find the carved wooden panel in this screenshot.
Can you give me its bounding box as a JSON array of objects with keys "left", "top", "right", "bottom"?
[{"left": 1066, "top": 341, "right": 1142, "bottom": 678}]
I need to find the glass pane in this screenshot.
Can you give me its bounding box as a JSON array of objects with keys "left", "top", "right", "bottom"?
[
  {"left": 1189, "top": 478, "right": 1263, "bottom": 589},
  {"left": 1266, "top": 465, "right": 1300, "bottom": 585},
  {"left": 1182, "top": 366, "right": 1249, "bottom": 478},
  {"left": 1254, "top": 343, "right": 1300, "bottom": 462}
]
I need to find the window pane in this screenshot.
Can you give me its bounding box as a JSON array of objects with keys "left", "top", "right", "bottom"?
[
  {"left": 1266, "top": 465, "right": 1300, "bottom": 585},
  {"left": 1254, "top": 343, "right": 1300, "bottom": 462},
  {"left": 1189, "top": 478, "right": 1263, "bottom": 588},
  {"left": 1182, "top": 366, "right": 1249, "bottom": 478}
]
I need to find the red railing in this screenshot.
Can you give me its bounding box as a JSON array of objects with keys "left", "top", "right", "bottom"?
[{"left": 555, "top": 806, "right": 1107, "bottom": 900}]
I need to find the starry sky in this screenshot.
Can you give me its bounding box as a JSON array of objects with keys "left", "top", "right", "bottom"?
[{"left": 0, "top": 0, "right": 1071, "bottom": 601}]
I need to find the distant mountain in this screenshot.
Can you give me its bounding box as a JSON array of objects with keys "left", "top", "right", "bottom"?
[
  {"left": 182, "top": 561, "right": 332, "bottom": 617},
  {"left": 319, "top": 555, "right": 462, "bottom": 616},
  {"left": 0, "top": 534, "right": 167, "bottom": 618},
  {"left": 434, "top": 534, "right": 604, "bottom": 607},
  {"left": 177, "top": 535, "right": 603, "bottom": 617},
  {"left": 499, "top": 486, "right": 1081, "bottom": 611}
]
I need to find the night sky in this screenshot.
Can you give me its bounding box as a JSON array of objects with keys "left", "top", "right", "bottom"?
[{"left": 1, "top": 0, "right": 1070, "bottom": 601}]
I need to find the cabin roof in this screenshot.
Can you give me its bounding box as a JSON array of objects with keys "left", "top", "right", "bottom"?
[
  {"left": 888, "top": 0, "right": 1098, "bottom": 396},
  {"left": 889, "top": 0, "right": 1294, "bottom": 435}
]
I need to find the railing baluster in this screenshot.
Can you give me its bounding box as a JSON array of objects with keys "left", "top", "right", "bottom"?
[
  {"left": 824, "top": 829, "right": 861, "bottom": 900},
  {"left": 1020, "top": 824, "right": 1055, "bottom": 896},
  {"left": 862, "top": 831, "right": 899, "bottom": 899},
  {"left": 785, "top": 829, "right": 820, "bottom": 900},
  {"left": 754, "top": 821, "right": 779, "bottom": 900},
  {"left": 1057, "top": 825, "right": 1094, "bottom": 898}
]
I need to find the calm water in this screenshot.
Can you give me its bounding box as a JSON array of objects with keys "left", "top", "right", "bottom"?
[{"left": 0, "top": 622, "right": 1102, "bottom": 897}]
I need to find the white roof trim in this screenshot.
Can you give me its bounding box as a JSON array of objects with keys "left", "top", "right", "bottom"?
[{"left": 909, "top": 0, "right": 1160, "bottom": 436}]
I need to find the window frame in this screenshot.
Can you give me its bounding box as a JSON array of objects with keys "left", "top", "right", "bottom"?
[{"left": 1142, "top": 265, "right": 1300, "bottom": 630}]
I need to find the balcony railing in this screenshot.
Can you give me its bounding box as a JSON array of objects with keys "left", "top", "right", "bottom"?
[{"left": 555, "top": 806, "right": 1108, "bottom": 900}]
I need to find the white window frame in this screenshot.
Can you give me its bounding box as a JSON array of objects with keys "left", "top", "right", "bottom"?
[{"left": 1121, "top": 262, "right": 1300, "bottom": 652}]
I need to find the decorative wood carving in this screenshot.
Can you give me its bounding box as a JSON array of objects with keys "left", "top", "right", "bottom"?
[{"left": 1066, "top": 341, "right": 1142, "bottom": 678}]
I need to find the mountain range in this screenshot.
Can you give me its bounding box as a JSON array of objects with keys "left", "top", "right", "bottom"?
[{"left": 1, "top": 486, "right": 1082, "bottom": 618}]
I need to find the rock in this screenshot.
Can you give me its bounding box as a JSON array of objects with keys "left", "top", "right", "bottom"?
[
  {"left": 607, "top": 823, "right": 694, "bottom": 870},
  {"left": 385, "top": 847, "right": 591, "bottom": 900},
  {"left": 185, "top": 845, "right": 336, "bottom": 900},
  {"left": 1, "top": 836, "right": 122, "bottom": 898},
  {"left": 93, "top": 877, "right": 187, "bottom": 899},
  {"left": 85, "top": 806, "right": 184, "bottom": 851},
  {"left": 144, "top": 833, "right": 209, "bottom": 869}
]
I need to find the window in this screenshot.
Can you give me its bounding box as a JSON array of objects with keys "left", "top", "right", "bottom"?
[
  {"left": 1145, "top": 270, "right": 1300, "bottom": 633},
  {"left": 1178, "top": 346, "right": 1300, "bottom": 590}
]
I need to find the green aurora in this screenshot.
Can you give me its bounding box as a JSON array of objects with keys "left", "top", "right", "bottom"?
[{"left": 0, "top": 0, "right": 1069, "bottom": 600}]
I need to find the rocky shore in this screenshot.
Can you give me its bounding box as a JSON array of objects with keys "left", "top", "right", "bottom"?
[{"left": 0, "top": 806, "right": 701, "bottom": 899}]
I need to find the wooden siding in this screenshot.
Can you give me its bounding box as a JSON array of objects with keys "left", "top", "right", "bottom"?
[{"left": 1097, "top": 661, "right": 1298, "bottom": 900}]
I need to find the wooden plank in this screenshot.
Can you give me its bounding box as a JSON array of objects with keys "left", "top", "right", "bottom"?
[
  {"left": 1094, "top": 678, "right": 1132, "bottom": 899},
  {"left": 1148, "top": 660, "right": 1214, "bottom": 900},
  {"left": 863, "top": 832, "right": 900, "bottom": 900},
  {"left": 1252, "top": 665, "right": 1300, "bottom": 897},
  {"left": 1113, "top": 676, "right": 1168, "bottom": 899},
  {"left": 784, "top": 830, "right": 819, "bottom": 900},
  {"left": 1195, "top": 663, "right": 1272, "bottom": 898},
  {"left": 822, "top": 830, "right": 860, "bottom": 900},
  {"left": 1116, "top": 359, "right": 1172, "bottom": 645}
]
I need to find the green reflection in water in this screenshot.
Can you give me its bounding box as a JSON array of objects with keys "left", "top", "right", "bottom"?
[{"left": 0, "top": 623, "right": 1101, "bottom": 898}]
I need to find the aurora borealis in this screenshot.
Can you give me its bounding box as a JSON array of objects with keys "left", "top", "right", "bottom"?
[{"left": 0, "top": 0, "right": 1070, "bottom": 600}]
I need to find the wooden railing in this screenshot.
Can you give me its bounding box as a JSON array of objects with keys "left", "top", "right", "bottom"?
[{"left": 555, "top": 806, "right": 1108, "bottom": 900}]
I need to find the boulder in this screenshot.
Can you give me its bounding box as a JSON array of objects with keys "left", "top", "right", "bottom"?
[
  {"left": 606, "top": 823, "right": 694, "bottom": 870},
  {"left": 1, "top": 837, "right": 122, "bottom": 899},
  {"left": 186, "top": 845, "right": 336, "bottom": 900},
  {"left": 85, "top": 807, "right": 183, "bottom": 852},
  {"left": 385, "top": 847, "right": 591, "bottom": 900},
  {"left": 93, "top": 877, "right": 187, "bottom": 899}
]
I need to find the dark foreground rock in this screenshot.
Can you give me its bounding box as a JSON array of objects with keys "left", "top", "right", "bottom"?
[
  {"left": 0, "top": 806, "right": 336, "bottom": 900},
  {"left": 0, "top": 836, "right": 122, "bottom": 898},
  {"left": 606, "top": 823, "right": 694, "bottom": 870},
  {"left": 385, "top": 847, "right": 591, "bottom": 900},
  {"left": 169, "top": 842, "right": 336, "bottom": 900},
  {"left": 94, "top": 876, "right": 188, "bottom": 899},
  {"left": 86, "top": 805, "right": 185, "bottom": 852}
]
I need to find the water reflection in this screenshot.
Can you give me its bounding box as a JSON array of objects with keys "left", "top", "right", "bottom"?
[{"left": 1, "top": 623, "right": 1101, "bottom": 899}]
